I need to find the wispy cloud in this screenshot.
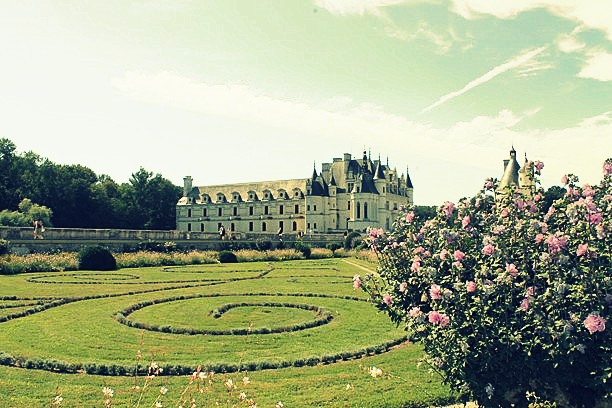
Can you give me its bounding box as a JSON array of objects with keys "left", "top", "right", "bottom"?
[
  {"left": 421, "top": 46, "right": 548, "bottom": 113},
  {"left": 578, "top": 49, "right": 612, "bottom": 82},
  {"left": 314, "top": 0, "right": 414, "bottom": 16},
  {"left": 449, "top": 1, "right": 612, "bottom": 41},
  {"left": 111, "top": 71, "right": 611, "bottom": 204}
]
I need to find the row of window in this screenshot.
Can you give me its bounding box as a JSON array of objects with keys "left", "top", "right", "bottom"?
[
  {"left": 186, "top": 204, "right": 301, "bottom": 218},
  {"left": 201, "top": 189, "right": 303, "bottom": 204},
  {"left": 186, "top": 220, "right": 298, "bottom": 233}
]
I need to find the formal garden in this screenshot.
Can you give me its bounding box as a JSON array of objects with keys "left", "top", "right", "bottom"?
[
  {"left": 0, "top": 248, "right": 456, "bottom": 407},
  {"left": 0, "top": 159, "right": 610, "bottom": 407}
]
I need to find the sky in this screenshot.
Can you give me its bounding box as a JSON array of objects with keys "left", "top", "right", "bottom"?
[{"left": 0, "top": 0, "right": 610, "bottom": 206}]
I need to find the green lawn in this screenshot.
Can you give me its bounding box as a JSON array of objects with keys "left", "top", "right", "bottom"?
[{"left": 0, "top": 258, "right": 457, "bottom": 407}]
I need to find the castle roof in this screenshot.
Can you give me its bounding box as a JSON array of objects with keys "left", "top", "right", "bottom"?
[{"left": 498, "top": 148, "right": 521, "bottom": 189}]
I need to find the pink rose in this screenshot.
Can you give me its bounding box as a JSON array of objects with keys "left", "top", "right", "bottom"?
[
  {"left": 352, "top": 275, "right": 362, "bottom": 290},
  {"left": 535, "top": 233, "right": 545, "bottom": 244},
  {"left": 411, "top": 257, "right": 421, "bottom": 273},
  {"left": 405, "top": 212, "right": 415, "bottom": 222},
  {"left": 583, "top": 314, "right": 606, "bottom": 334},
  {"left": 582, "top": 184, "right": 595, "bottom": 197},
  {"left": 482, "top": 244, "right": 495, "bottom": 256},
  {"left": 442, "top": 201, "right": 455, "bottom": 218},
  {"left": 382, "top": 293, "right": 392, "bottom": 305},
  {"left": 534, "top": 160, "right": 544, "bottom": 175},
  {"left": 576, "top": 244, "right": 588, "bottom": 257},
  {"left": 453, "top": 250, "right": 465, "bottom": 262},
  {"left": 462, "top": 215, "right": 471, "bottom": 230},
  {"left": 452, "top": 261, "right": 463, "bottom": 269},
  {"left": 430, "top": 284, "right": 442, "bottom": 300},
  {"left": 520, "top": 298, "right": 530, "bottom": 311},
  {"left": 501, "top": 207, "right": 509, "bottom": 218},
  {"left": 505, "top": 263, "right": 518, "bottom": 277},
  {"left": 466, "top": 281, "right": 476, "bottom": 293},
  {"left": 545, "top": 233, "right": 569, "bottom": 254},
  {"left": 561, "top": 175, "right": 569, "bottom": 185},
  {"left": 399, "top": 282, "right": 408, "bottom": 293},
  {"left": 428, "top": 311, "right": 450, "bottom": 327},
  {"left": 439, "top": 249, "right": 448, "bottom": 260},
  {"left": 604, "top": 161, "right": 612, "bottom": 176},
  {"left": 526, "top": 286, "right": 536, "bottom": 297},
  {"left": 409, "top": 307, "right": 421, "bottom": 318},
  {"left": 589, "top": 212, "right": 603, "bottom": 225}
]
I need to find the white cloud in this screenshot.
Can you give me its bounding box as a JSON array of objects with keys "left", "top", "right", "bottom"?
[
  {"left": 314, "top": 0, "right": 415, "bottom": 16},
  {"left": 449, "top": 0, "right": 612, "bottom": 41},
  {"left": 421, "top": 46, "right": 548, "bottom": 113},
  {"left": 578, "top": 49, "right": 612, "bottom": 81},
  {"left": 111, "top": 71, "right": 611, "bottom": 204},
  {"left": 557, "top": 32, "right": 586, "bottom": 53}
]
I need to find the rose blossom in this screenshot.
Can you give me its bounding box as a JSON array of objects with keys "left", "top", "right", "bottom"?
[
  {"left": 399, "top": 282, "right": 408, "bottom": 293},
  {"left": 583, "top": 314, "right": 606, "bottom": 334},
  {"left": 439, "top": 249, "right": 449, "bottom": 260},
  {"left": 576, "top": 244, "right": 588, "bottom": 257},
  {"left": 409, "top": 306, "right": 421, "bottom": 318},
  {"left": 582, "top": 184, "right": 595, "bottom": 197},
  {"left": 430, "top": 284, "right": 442, "bottom": 300},
  {"left": 535, "top": 233, "right": 545, "bottom": 244},
  {"left": 520, "top": 298, "right": 530, "bottom": 311},
  {"left": 482, "top": 244, "right": 495, "bottom": 256},
  {"left": 545, "top": 232, "right": 569, "bottom": 254},
  {"left": 535, "top": 160, "right": 544, "bottom": 174},
  {"left": 605, "top": 161, "right": 612, "bottom": 176},
  {"left": 561, "top": 174, "right": 569, "bottom": 185},
  {"left": 405, "top": 212, "right": 415, "bottom": 222},
  {"left": 442, "top": 201, "right": 455, "bottom": 218},
  {"left": 382, "top": 293, "right": 392, "bottom": 305},
  {"left": 505, "top": 263, "right": 518, "bottom": 277},
  {"left": 466, "top": 281, "right": 476, "bottom": 293},
  {"left": 352, "top": 274, "right": 362, "bottom": 290},
  {"left": 411, "top": 257, "right": 421, "bottom": 272},
  {"left": 453, "top": 250, "right": 465, "bottom": 262},
  {"left": 589, "top": 212, "right": 603, "bottom": 225},
  {"left": 428, "top": 311, "right": 450, "bottom": 327},
  {"left": 462, "top": 215, "right": 471, "bottom": 230}
]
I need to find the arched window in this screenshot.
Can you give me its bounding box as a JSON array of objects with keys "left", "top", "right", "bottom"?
[
  {"left": 231, "top": 223, "right": 235, "bottom": 232},
  {"left": 200, "top": 223, "right": 204, "bottom": 232},
  {"left": 364, "top": 202, "right": 368, "bottom": 219},
  {"left": 356, "top": 202, "right": 361, "bottom": 219},
  {"left": 262, "top": 222, "right": 267, "bottom": 232},
  {"left": 292, "top": 221, "right": 297, "bottom": 231}
]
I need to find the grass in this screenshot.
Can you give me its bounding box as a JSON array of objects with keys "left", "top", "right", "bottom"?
[{"left": 0, "top": 257, "right": 457, "bottom": 407}]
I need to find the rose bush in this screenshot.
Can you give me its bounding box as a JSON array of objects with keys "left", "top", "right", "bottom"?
[{"left": 358, "top": 159, "right": 611, "bottom": 407}]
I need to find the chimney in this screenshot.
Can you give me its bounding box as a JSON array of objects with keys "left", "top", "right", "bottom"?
[{"left": 183, "top": 176, "right": 193, "bottom": 196}]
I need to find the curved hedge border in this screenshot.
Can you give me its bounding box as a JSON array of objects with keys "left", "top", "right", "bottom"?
[
  {"left": 0, "top": 336, "right": 409, "bottom": 376},
  {"left": 25, "top": 266, "right": 273, "bottom": 285},
  {"left": 69, "top": 273, "right": 140, "bottom": 281},
  {"left": 116, "top": 298, "right": 333, "bottom": 335}
]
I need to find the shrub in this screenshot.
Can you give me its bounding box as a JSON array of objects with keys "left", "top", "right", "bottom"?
[
  {"left": 293, "top": 240, "right": 311, "bottom": 258},
  {"left": 310, "top": 248, "right": 333, "bottom": 259},
  {"left": 218, "top": 250, "right": 237, "bottom": 263},
  {"left": 344, "top": 231, "right": 362, "bottom": 250},
  {"left": 326, "top": 242, "right": 342, "bottom": 252},
  {"left": 0, "top": 239, "right": 10, "bottom": 256},
  {"left": 360, "top": 159, "right": 612, "bottom": 407},
  {"left": 255, "top": 239, "right": 273, "bottom": 251},
  {"left": 77, "top": 246, "right": 117, "bottom": 271}
]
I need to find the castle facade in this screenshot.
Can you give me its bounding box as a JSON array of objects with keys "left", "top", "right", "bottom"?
[{"left": 176, "top": 151, "right": 413, "bottom": 235}]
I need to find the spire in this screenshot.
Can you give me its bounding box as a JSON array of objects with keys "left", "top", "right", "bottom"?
[
  {"left": 329, "top": 172, "right": 337, "bottom": 186},
  {"left": 406, "top": 166, "right": 413, "bottom": 188},
  {"left": 312, "top": 161, "right": 318, "bottom": 180},
  {"left": 374, "top": 161, "right": 385, "bottom": 180},
  {"left": 499, "top": 147, "right": 521, "bottom": 189}
]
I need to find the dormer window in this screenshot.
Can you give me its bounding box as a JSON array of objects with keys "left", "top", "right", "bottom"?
[{"left": 216, "top": 193, "right": 227, "bottom": 203}]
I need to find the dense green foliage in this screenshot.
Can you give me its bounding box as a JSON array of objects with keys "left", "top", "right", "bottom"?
[
  {"left": 293, "top": 240, "right": 312, "bottom": 258},
  {"left": 0, "top": 138, "right": 180, "bottom": 229},
  {"left": 0, "top": 259, "right": 455, "bottom": 407},
  {"left": 77, "top": 246, "right": 117, "bottom": 271},
  {"left": 0, "top": 240, "right": 9, "bottom": 256},
  {"left": 218, "top": 250, "right": 238, "bottom": 263},
  {"left": 344, "top": 231, "right": 362, "bottom": 250},
  {"left": 361, "top": 160, "right": 612, "bottom": 407}
]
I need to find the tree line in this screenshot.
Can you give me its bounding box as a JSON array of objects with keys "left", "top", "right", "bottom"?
[{"left": 0, "top": 138, "right": 181, "bottom": 230}]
